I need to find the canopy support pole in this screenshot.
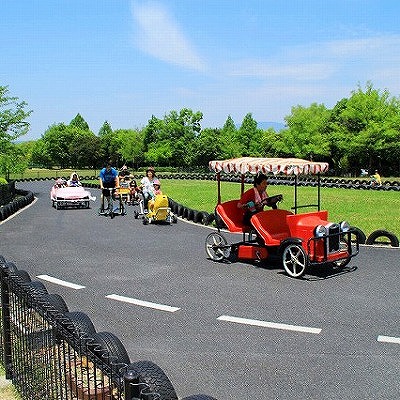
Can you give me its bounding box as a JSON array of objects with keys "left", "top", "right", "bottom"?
[
  {"left": 317, "top": 173, "right": 321, "bottom": 211},
  {"left": 217, "top": 172, "right": 221, "bottom": 204},
  {"left": 241, "top": 174, "right": 245, "bottom": 195},
  {"left": 294, "top": 175, "right": 298, "bottom": 214}
]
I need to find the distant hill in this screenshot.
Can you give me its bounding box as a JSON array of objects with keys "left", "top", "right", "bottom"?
[{"left": 257, "top": 121, "right": 285, "bottom": 131}]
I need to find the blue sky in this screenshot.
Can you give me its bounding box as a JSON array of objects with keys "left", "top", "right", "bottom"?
[{"left": 2, "top": 0, "right": 400, "bottom": 140}]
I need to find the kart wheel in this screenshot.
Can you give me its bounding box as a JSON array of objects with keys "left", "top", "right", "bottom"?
[
  {"left": 143, "top": 218, "right": 148, "bottom": 225},
  {"left": 282, "top": 244, "right": 307, "bottom": 278},
  {"left": 205, "top": 232, "right": 230, "bottom": 261}
]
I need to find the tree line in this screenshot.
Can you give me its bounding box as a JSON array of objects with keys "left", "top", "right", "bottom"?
[{"left": 1, "top": 82, "right": 400, "bottom": 178}]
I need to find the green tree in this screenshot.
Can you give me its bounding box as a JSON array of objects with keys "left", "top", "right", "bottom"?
[
  {"left": 143, "top": 109, "right": 203, "bottom": 167},
  {"left": 40, "top": 123, "right": 74, "bottom": 168},
  {"left": 98, "top": 120, "right": 113, "bottom": 137},
  {"left": 0, "top": 86, "right": 32, "bottom": 178},
  {"left": 278, "top": 103, "right": 331, "bottom": 161},
  {"left": 328, "top": 82, "right": 400, "bottom": 175},
  {"left": 192, "top": 128, "right": 225, "bottom": 166},
  {"left": 31, "top": 139, "right": 52, "bottom": 168},
  {"left": 220, "top": 115, "right": 241, "bottom": 158},
  {"left": 70, "top": 113, "right": 90, "bottom": 131},
  {"left": 237, "top": 113, "right": 263, "bottom": 157},
  {"left": 99, "top": 126, "right": 121, "bottom": 167},
  {"left": 69, "top": 128, "right": 100, "bottom": 168},
  {"left": 115, "top": 128, "right": 145, "bottom": 169}
]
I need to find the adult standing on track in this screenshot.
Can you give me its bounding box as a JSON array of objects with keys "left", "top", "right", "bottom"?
[{"left": 99, "top": 161, "right": 119, "bottom": 205}]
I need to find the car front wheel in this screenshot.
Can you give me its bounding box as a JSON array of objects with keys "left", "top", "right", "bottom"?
[
  {"left": 205, "top": 232, "right": 230, "bottom": 261},
  {"left": 282, "top": 244, "right": 307, "bottom": 278}
]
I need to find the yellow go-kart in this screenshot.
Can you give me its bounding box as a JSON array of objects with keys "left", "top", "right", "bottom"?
[{"left": 142, "top": 194, "right": 178, "bottom": 225}]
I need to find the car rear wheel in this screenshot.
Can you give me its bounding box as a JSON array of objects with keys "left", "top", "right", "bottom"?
[
  {"left": 282, "top": 244, "right": 307, "bottom": 278},
  {"left": 205, "top": 232, "right": 230, "bottom": 261}
]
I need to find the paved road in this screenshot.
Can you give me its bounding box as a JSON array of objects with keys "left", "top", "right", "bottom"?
[{"left": 1, "top": 181, "right": 400, "bottom": 399}]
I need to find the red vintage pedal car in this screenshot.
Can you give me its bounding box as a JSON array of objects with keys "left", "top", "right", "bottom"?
[{"left": 205, "top": 157, "right": 359, "bottom": 278}]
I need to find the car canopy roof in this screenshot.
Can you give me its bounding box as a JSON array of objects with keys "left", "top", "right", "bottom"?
[{"left": 209, "top": 157, "right": 329, "bottom": 176}]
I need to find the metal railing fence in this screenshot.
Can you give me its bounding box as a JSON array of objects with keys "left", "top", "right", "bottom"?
[{"left": 0, "top": 264, "right": 127, "bottom": 399}]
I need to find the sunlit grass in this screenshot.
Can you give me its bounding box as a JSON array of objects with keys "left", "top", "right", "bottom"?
[{"left": 0, "top": 366, "right": 20, "bottom": 400}]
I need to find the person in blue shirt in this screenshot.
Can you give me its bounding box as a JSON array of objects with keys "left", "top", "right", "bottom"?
[{"left": 99, "top": 161, "right": 119, "bottom": 208}]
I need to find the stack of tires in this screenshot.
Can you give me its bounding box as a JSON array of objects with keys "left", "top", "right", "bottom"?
[{"left": 0, "top": 189, "right": 34, "bottom": 222}]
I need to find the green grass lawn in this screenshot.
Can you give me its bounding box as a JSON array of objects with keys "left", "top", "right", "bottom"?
[{"left": 159, "top": 179, "right": 400, "bottom": 239}]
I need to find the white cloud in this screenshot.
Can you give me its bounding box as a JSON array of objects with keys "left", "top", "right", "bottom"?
[
  {"left": 229, "top": 60, "right": 333, "bottom": 80},
  {"left": 225, "top": 34, "right": 400, "bottom": 85},
  {"left": 131, "top": 1, "right": 206, "bottom": 71}
]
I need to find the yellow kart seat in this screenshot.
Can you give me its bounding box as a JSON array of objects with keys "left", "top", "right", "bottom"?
[
  {"left": 148, "top": 194, "right": 169, "bottom": 220},
  {"left": 117, "top": 188, "right": 131, "bottom": 195}
]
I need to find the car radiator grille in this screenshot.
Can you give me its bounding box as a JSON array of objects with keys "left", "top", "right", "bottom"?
[{"left": 327, "top": 223, "right": 340, "bottom": 252}]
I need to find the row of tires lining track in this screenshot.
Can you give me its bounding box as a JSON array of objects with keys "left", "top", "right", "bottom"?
[
  {"left": 0, "top": 189, "right": 35, "bottom": 221},
  {"left": 0, "top": 257, "right": 218, "bottom": 400},
  {"left": 13, "top": 173, "right": 400, "bottom": 190}
]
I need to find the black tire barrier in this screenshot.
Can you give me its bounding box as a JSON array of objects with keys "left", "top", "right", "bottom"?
[
  {"left": 10, "top": 269, "right": 32, "bottom": 283},
  {"left": 177, "top": 204, "right": 185, "bottom": 217},
  {"left": 4, "top": 261, "right": 18, "bottom": 273},
  {"left": 204, "top": 212, "right": 215, "bottom": 225},
  {"left": 198, "top": 211, "right": 210, "bottom": 225},
  {"left": 91, "top": 331, "right": 131, "bottom": 366},
  {"left": 214, "top": 213, "right": 227, "bottom": 230},
  {"left": 187, "top": 208, "right": 195, "bottom": 221},
  {"left": 192, "top": 210, "right": 203, "bottom": 224},
  {"left": 182, "top": 207, "right": 190, "bottom": 220},
  {"left": 41, "top": 293, "right": 70, "bottom": 314},
  {"left": 366, "top": 230, "right": 399, "bottom": 247},
  {"left": 350, "top": 226, "right": 366, "bottom": 244},
  {"left": 181, "top": 395, "right": 219, "bottom": 400},
  {"left": 126, "top": 360, "right": 178, "bottom": 400},
  {"left": 24, "top": 280, "right": 48, "bottom": 297},
  {"left": 64, "top": 311, "right": 97, "bottom": 335}
]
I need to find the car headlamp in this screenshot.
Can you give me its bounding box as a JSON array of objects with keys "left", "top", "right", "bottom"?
[
  {"left": 340, "top": 221, "right": 350, "bottom": 232},
  {"left": 314, "top": 224, "right": 328, "bottom": 237}
]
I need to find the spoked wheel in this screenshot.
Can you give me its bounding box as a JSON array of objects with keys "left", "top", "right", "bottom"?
[
  {"left": 282, "top": 243, "right": 308, "bottom": 278},
  {"left": 205, "top": 232, "right": 230, "bottom": 261}
]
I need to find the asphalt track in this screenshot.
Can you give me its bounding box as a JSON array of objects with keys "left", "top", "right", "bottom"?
[{"left": 1, "top": 180, "right": 400, "bottom": 400}]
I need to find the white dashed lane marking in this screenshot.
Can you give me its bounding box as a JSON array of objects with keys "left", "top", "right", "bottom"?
[
  {"left": 35, "top": 274, "right": 396, "bottom": 343},
  {"left": 37, "top": 274, "right": 86, "bottom": 289},
  {"left": 106, "top": 293, "right": 181, "bottom": 313},
  {"left": 217, "top": 315, "right": 322, "bottom": 334},
  {"left": 377, "top": 335, "right": 400, "bottom": 345}
]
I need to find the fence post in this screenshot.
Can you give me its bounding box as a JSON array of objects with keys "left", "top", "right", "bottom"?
[
  {"left": 0, "top": 267, "right": 13, "bottom": 379},
  {"left": 124, "top": 369, "right": 142, "bottom": 399}
]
